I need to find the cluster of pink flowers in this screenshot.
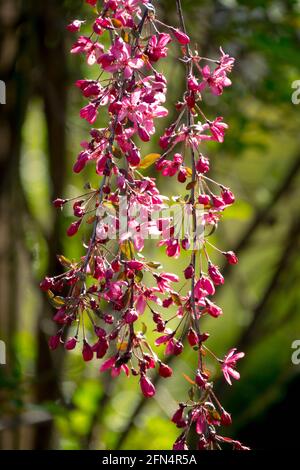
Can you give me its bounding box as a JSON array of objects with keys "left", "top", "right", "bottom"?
[{"left": 41, "top": 0, "right": 248, "bottom": 450}]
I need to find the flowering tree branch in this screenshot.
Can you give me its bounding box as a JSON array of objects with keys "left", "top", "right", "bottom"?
[{"left": 41, "top": 0, "right": 249, "bottom": 450}]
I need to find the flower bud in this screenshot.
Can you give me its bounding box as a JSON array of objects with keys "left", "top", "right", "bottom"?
[
  {"left": 82, "top": 340, "right": 93, "bottom": 361},
  {"left": 196, "top": 155, "right": 210, "bottom": 174},
  {"left": 198, "top": 194, "right": 210, "bottom": 205},
  {"left": 173, "top": 29, "right": 190, "bottom": 45},
  {"left": 40, "top": 277, "right": 53, "bottom": 291},
  {"left": 208, "top": 263, "right": 224, "bottom": 285},
  {"left": 53, "top": 198, "right": 67, "bottom": 208},
  {"left": 159, "top": 363, "right": 173, "bottom": 378},
  {"left": 140, "top": 374, "right": 156, "bottom": 398},
  {"left": 124, "top": 308, "right": 138, "bottom": 324},
  {"left": 223, "top": 251, "right": 238, "bottom": 265},
  {"left": 173, "top": 340, "right": 183, "bottom": 356},
  {"left": 181, "top": 237, "right": 190, "bottom": 250},
  {"left": 220, "top": 408, "right": 232, "bottom": 426},
  {"left": 195, "top": 371, "right": 208, "bottom": 388},
  {"left": 184, "top": 264, "right": 194, "bottom": 279},
  {"left": 177, "top": 168, "right": 187, "bottom": 183},
  {"left": 222, "top": 188, "right": 235, "bottom": 205},
  {"left": 65, "top": 337, "right": 77, "bottom": 350},
  {"left": 187, "top": 328, "right": 198, "bottom": 347},
  {"left": 66, "top": 220, "right": 81, "bottom": 237},
  {"left": 172, "top": 404, "right": 185, "bottom": 425},
  {"left": 48, "top": 334, "right": 60, "bottom": 350}
]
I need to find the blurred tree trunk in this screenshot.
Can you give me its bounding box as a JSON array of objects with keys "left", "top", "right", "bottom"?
[
  {"left": 32, "top": 0, "right": 68, "bottom": 450},
  {"left": 0, "top": 0, "right": 68, "bottom": 450},
  {"left": 0, "top": 0, "right": 32, "bottom": 450}
]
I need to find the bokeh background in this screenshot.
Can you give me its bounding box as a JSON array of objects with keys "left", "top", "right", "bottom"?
[{"left": 1, "top": 0, "right": 300, "bottom": 450}]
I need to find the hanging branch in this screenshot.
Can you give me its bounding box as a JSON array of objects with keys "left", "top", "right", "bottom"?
[{"left": 41, "top": 0, "right": 248, "bottom": 451}]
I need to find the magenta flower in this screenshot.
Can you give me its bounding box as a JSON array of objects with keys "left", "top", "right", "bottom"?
[
  {"left": 80, "top": 102, "right": 98, "bottom": 124},
  {"left": 146, "top": 33, "right": 171, "bottom": 63},
  {"left": 209, "top": 117, "right": 228, "bottom": 143},
  {"left": 99, "top": 37, "right": 144, "bottom": 79},
  {"left": 221, "top": 348, "right": 245, "bottom": 385}
]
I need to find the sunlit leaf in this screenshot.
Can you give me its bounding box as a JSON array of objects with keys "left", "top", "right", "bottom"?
[{"left": 139, "top": 153, "right": 161, "bottom": 170}]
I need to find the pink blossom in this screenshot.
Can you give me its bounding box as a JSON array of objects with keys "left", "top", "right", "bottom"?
[
  {"left": 221, "top": 348, "right": 245, "bottom": 385},
  {"left": 80, "top": 102, "right": 98, "bottom": 124},
  {"left": 155, "top": 272, "right": 179, "bottom": 292},
  {"left": 146, "top": 33, "right": 171, "bottom": 63},
  {"left": 99, "top": 37, "right": 144, "bottom": 79},
  {"left": 209, "top": 117, "right": 228, "bottom": 143}
]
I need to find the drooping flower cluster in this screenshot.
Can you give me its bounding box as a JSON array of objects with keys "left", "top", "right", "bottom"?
[{"left": 41, "top": 0, "right": 248, "bottom": 450}]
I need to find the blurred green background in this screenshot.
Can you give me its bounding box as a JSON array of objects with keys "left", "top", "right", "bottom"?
[{"left": 1, "top": 0, "right": 300, "bottom": 450}]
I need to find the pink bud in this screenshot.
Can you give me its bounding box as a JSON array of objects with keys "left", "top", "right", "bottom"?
[
  {"left": 177, "top": 168, "right": 187, "bottom": 183},
  {"left": 73, "top": 200, "right": 85, "bottom": 217},
  {"left": 211, "top": 195, "right": 224, "bottom": 209},
  {"left": 40, "top": 277, "right": 53, "bottom": 291},
  {"left": 173, "top": 340, "right": 183, "bottom": 356},
  {"left": 224, "top": 250, "right": 238, "bottom": 265},
  {"left": 124, "top": 308, "right": 138, "bottom": 324},
  {"left": 181, "top": 237, "right": 190, "bottom": 250},
  {"left": 67, "top": 20, "right": 84, "bottom": 33},
  {"left": 127, "top": 260, "right": 144, "bottom": 271},
  {"left": 66, "top": 220, "right": 81, "bottom": 237},
  {"left": 140, "top": 374, "right": 156, "bottom": 398},
  {"left": 172, "top": 404, "right": 185, "bottom": 425},
  {"left": 159, "top": 363, "right": 173, "bottom": 378},
  {"left": 196, "top": 155, "right": 210, "bottom": 173},
  {"left": 49, "top": 334, "right": 60, "bottom": 350},
  {"left": 104, "top": 314, "right": 114, "bottom": 324},
  {"left": 65, "top": 337, "right": 77, "bottom": 350},
  {"left": 173, "top": 438, "right": 188, "bottom": 450},
  {"left": 208, "top": 263, "right": 224, "bottom": 285},
  {"left": 53, "top": 198, "right": 67, "bottom": 208},
  {"left": 187, "top": 328, "right": 198, "bottom": 347},
  {"left": 184, "top": 264, "right": 194, "bottom": 279},
  {"left": 220, "top": 409, "right": 232, "bottom": 426},
  {"left": 205, "top": 300, "right": 223, "bottom": 318},
  {"left": 198, "top": 194, "right": 210, "bottom": 205},
  {"left": 222, "top": 188, "right": 235, "bottom": 205},
  {"left": 195, "top": 371, "right": 208, "bottom": 388},
  {"left": 111, "top": 258, "right": 121, "bottom": 272},
  {"left": 173, "top": 29, "right": 190, "bottom": 45},
  {"left": 82, "top": 340, "right": 93, "bottom": 361}
]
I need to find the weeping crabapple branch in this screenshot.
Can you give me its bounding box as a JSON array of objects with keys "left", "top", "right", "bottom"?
[{"left": 40, "top": 0, "right": 249, "bottom": 450}]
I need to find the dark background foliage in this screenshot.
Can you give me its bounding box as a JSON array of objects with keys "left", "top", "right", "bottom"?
[{"left": 0, "top": 0, "right": 300, "bottom": 450}]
